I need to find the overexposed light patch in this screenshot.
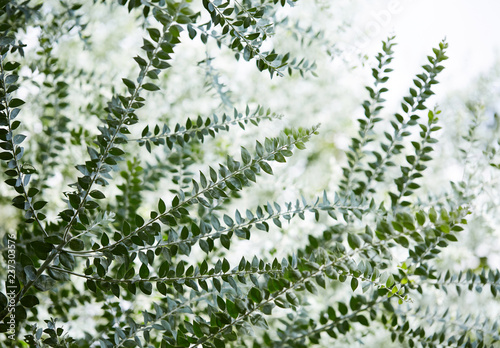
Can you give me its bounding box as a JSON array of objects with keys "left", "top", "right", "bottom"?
[
  {"left": 18, "top": 26, "right": 41, "bottom": 53},
  {"left": 46, "top": 171, "right": 63, "bottom": 189},
  {"left": 445, "top": 163, "right": 465, "bottom": 183},
  {"left": 339, "top": 0, "right": 500, "bottom": 110}
]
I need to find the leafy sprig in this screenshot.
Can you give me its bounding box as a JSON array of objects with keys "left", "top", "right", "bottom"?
[
  {"left": 389, "top": 109, "right": 441, "bottom": 209},
  {"left": 136, "top": 105, "right": 282, "bottom": 152},
  {"left": 358, "top": 40, "right": 449, "bottom": 197},
  {"left": 0, "top": 47, "right": 48, "bottom": 235},
  {"left": 340, "top": 36, "right": 396, "bottom": 196},
  {"left": 66, "top": 126, "right": 319, "bottom": 256}
]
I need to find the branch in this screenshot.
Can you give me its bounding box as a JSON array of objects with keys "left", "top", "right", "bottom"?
[
  {"left": 0, "top": 54, "right": 48, "bottom": 236},
  {"left": 0, "top": 9, "right": 183, "bottom": 321},
  {"left": 339, "top": 36, "right": 395, "bottom": 196},
  {"left": 78, "top": 126, "right": 319, "bottom": 254},
  {"left": 61, "top": 21, "right": 176, "bottom": 242},
  {"left": 133, "top": 105, "right": 282, "bottom": 150},
  {"left": 65, "top": 195, "right": 366, "bottom": 257}
]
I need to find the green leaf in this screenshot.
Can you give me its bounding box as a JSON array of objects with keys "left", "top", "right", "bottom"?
[
  {"left": 147, "top": 28, "right": 161, "bottom": 42},
  {"left": 9, "top": 98, "right": 25, "bottom": 107},
  {"left": 139, "top": 281, "right": 152, "bottom": 295},
  {"left": 142, "top": 83, "right": 160, "bottom": 91},
  {"left": 122, "top": 78, "right": 136, "bottom": 89},
  {"left": 33, "top": 201, "right": 47, "bottom": 210},
  {"left": 69, "top": 239, "right": 84, "bottom": 251},
  {"left": 256, "top": 141, "right": 265, "bottom": 156},
  {"left": 135, "top": 214, "right": 144, "bottom": 227},
  {"left": 0, "top": 152, "right": 13, "bottom": 160},
  {"left": 249, "top": 287, "right": 262, "bottom": 303},
  {"left": 351, "top": 278, "right": 359, "bottom": 291},
  {"left": 101, "top": 233, "right": 109, "bottom": 246},
  {"left": 416, "top": 211, "right": 426, "bottom": 225},
  {"left": 259, "top": 161, "right": 273, "bottom": 175},
  {"left": 89, "top": 190, "right": 105, "bottom": 199},
  {"left": 338, "top": 302, "right": 348, "bottom": 315},
  {"left": 386, "top": 274, "right": 395, "bottom": 288},
  {"left": 4, "top": 62, "right": 20, "bottom": 71},
  {"left": 159, "top": 261, "right": 169, "bottom": 278},
  {"left": 221, "top": 234, "right": 230, "bottom": 249},
  {"left": 241, "top": 146, "right": 251, "bottom": 165},
  {"left": 357, "top": 315, "right": 369, "bottom": 326},
  {"left": 27, "top": 188, "right": 40, "bottom": 197},
  {"left": 172, "top": 195, "right": 179, "bottom": 207},
  {"left": 347, "top": 233, "right": 361, "bottom": 249},
  {"left": 134, "top": 56, "right": 147, "bottom": 66},
  {"left": 140, "top": 264, "right": 150, "bottom": 278},
  {"left": 58, "top": 252, "right": 75, "bottom": 270},
  {"left": 222, "top": 258, "right": 230, "bottom": 272},
  {"left": 20, "top": 295, "right": 39, "bottom": 308},
  {"left": 429, "top": 208, "right": 437, "bottom": 223},
  {"left": 199, "top": 239, "right": 209, "bottom": 253},
  {"left": 226, "top": 300, "right": 238, "bottom": 318},
  {"left": 158, "top": 198, "right": 166, "bottom": 214},
  {"left": 286, "top": 292, "right": 299, "bottom": 306}
]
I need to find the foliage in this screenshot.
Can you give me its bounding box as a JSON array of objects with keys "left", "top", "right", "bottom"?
[{"left": 0, "top": 0, "right": 499, "bottom": 347}]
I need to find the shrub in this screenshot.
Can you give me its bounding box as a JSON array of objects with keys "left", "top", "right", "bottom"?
[{"left": 1, "top": 1, "right": 499, "bottom": 347}]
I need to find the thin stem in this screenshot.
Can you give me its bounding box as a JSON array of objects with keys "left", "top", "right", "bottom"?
[
  {"left": 285, "top": 298, "right": 384, "bottom": 345},
  {"left": 64, "top": 202, "right": 361, "bottom": 256},
  {"left": 130, "top": 109, "right": 279, "bottom": 143},
  {"left": 48, "top": 265, "right": 283, "bottom": 284},
  {"left": 114, "top": 293, "right": 211, "bottom": 347}
]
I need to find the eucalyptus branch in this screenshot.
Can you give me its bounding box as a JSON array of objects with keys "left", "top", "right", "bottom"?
[
  {"left": 48, "top": 265, "right": 283, "bottom": 285},
  {"left": 133, "top": 105, "right": 282, "bottom": 145},
  {"left": 430, "top": 268, "right": 500, "bottom": 291},
  {"left": 61, "top": 20, "right": 175, "bottom": 242},
  {"left": 0, "top": 10, "right": 182, "bottom": 321},
  {"left": 136, "top": 202, "right": 364, "bottom": 251},
  {"left": 201, "top": 53, "right": 234, "bottom": 108},
  {"left": 282, "top": 298, "right": 384, "bottom": 346},
  {"left": 65, "top": 198, "right": 365, "bottom": 257},
  {"left": 359, "top": 41, "right": 448, "bottom": 198},
  {"left": 390, "top": 109, "right": 441, "bottom": 210},
  {"left": 80, "top": 126, "right": 319, "bottom": 254}
]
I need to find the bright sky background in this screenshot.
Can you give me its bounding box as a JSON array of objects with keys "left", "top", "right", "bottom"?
[{"left": 353, "top": 0, "right": 500, "bottom": 104}]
